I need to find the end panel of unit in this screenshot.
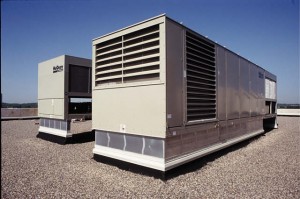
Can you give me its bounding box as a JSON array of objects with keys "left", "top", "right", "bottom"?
[
  {"left": 38, "top": 55, "right": 65, "bottom": 119},
  {"left": 92, "top": 15, "right": 167, "bottom": 138}
]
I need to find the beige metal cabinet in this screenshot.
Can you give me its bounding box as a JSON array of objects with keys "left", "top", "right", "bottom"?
[
  {"left": 92, "top": 14, "right": 277, "bottom": 171},
  {"left": 38, "top": 55, "right": 92, "bottom": 142}
]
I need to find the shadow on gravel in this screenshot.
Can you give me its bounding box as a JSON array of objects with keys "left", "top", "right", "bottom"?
[
  {"left": 93, "top": 132, "right": 271, "bottom": 181},
  {"left": 36, "top": 130, "right": 94, "bottom": 145},
  {"left": 67, "top": 131, "right": 95, "bottom": 144},
  {"left": 165, "top": 133, "right": 267, "bottom": 180},
  {"left": 68, "top": 120, "right": 94, "bottom": 144}
]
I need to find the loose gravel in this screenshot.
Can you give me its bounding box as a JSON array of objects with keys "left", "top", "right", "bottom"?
[{"left": 1, "top": 117, "right": 300, "bottom": 198}]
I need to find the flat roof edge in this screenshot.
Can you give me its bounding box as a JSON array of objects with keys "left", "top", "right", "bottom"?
[
  {"left": 64, "top": 55, "right": 92, "bottom": 61},
  {"left": 39, "top": 55, "right": 91, "bottom": 64},
  {"left": 92, "top": 13, "right": 166, "bottom": 41}
]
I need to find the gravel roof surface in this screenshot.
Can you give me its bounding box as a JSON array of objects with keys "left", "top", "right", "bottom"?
[{"left": 1, "top": 117, "right": 300, "bottom": 198}]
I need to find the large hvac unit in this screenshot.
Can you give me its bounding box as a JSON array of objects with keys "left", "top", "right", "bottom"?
[
  {"left": 37, "top": 55, "right": 92, "bottom": 142},
  {"left": 92, "top": 14, "right": 277, "bottom": 171}
]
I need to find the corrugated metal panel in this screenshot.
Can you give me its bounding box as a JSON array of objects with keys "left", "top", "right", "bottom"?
[
  {"left": 226, "top": 51, "right": 240, "bottom": 120},
  {"left": 185, "top": 31, "right": 216, "bottom": 122},
  {"left": 250, "top": 64, "right": 258, "bottom": 116},
  {"left": 217, "top": 46, "right": 226, "bottom": 120},
  {"left": 239, "top": 58, "right": 250, "bottom": 118},
  {"left": 257, "top": 67, "right": 265, "bottom": 115}
]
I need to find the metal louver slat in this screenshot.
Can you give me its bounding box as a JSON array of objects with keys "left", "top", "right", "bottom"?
[
  {"left": 187, "top": 80, "right": 216, "bottom": 88},
  {"left": 186, "top": 34, "right": 214, "bottom": 50},
  {"left": 96, "top": 74, "right": 123, "bottom": 81},
  {"left": 123, "top": 69, "right": 160, "bottom": 78},
  {"left": 96, "top": 68, "right": 122, "bottom": 75},
  {"left": 123, "top": 38, "right": 159, "bottom": 51},
  {"left": 123, "top": 61, "right": 160, "bottom": 70},
  {"left": 123, "top": 46, "right": 159, "bottom": 56},
  {"left": 186, "top": 41, "right": 215, "bottom": 57},
  {"left": 187, "top": 62, "right": 215, "bottom": 74},
  {"left": 186, "top": 31, "right": 216, "bottom": 122},
  {"left": 187, "top": 91, "right": 216, "bottom": 96},
  {"left": 97, "top": 55, "right": 123, "bottom": 62},
  {"left": 187, "top": 68, "right": 215, "bottom": 78}
]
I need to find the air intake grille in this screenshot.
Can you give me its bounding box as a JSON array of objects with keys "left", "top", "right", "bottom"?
[
  {"left": 95, "top": 25, "right": 160, "bottom": 86},
  {"left": 186, "top": 31, "right": 216, "bottom": 122}
]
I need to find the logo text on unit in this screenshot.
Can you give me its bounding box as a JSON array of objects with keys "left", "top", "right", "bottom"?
[{"left": 53, "top": 65, "right": 63, "bottom": 73}]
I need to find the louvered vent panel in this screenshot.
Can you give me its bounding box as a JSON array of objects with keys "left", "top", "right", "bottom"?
[
  {"left": 95, "top": 25, "right": 160, "bottom": 86},
  {"left": 186, "top": 31, "right": 216, "bottom": 122},
  {"left": 95, "top": 37, "right": 123, "bottom": 85}
]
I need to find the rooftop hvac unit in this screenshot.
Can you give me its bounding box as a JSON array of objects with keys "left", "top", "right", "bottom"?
[
  {"left": 92, "top": 14, "right": 277, "bottom": 171},
  {"left": 37, "top": 55, "right": 92, "bottom": 143}
]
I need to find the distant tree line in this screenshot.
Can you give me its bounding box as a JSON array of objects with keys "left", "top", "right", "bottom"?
[
  {"left": 277, "top": 104, "right": 300, "bottom": 109},
  {"left": 2, "top": 103, "right": 38, "bottom": 108}
]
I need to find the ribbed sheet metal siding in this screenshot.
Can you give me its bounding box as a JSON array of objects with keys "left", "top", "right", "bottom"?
[{"left": 185, "top": 31, "right": 216, "bottom": 122}]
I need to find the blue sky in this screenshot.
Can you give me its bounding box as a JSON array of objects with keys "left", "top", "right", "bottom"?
[{"left": 1, "top": 0, "right": 299, "bottom": 103}]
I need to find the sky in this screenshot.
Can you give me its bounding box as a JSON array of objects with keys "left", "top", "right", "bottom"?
[{"left": 1, "top": 0, "right": 299, "bottom": 104}]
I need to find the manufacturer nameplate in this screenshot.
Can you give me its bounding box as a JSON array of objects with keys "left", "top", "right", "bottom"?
[{"left": 53, "top": 65, "right": 63, "bottom": 73}]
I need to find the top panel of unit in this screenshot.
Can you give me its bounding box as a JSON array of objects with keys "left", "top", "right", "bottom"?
[
  {"left": 39, "top": 55, "right": 91, "bottom": 65},
  {"left": 93, "top": 14, "right": 167, "bottom": 44},
  {"left": 65, "top": 55, "right": 92, "bottom": 68},
  {"left": 93, "top": 14, "right": 276, "bottom": 80}
]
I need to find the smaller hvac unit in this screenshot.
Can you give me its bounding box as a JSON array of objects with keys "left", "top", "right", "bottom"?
[{"left": 37, "top": 55, "right": 92, "bottom": 142}]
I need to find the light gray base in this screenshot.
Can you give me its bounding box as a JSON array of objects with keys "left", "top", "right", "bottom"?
[
  {"left": 39, "top": 118, "right": 71, "bottom": 138},
  {"left": 93, "top": 117, "right": 269, "bottom": 171}
]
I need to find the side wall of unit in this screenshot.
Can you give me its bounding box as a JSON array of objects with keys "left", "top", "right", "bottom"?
[
  {"left": 164, "top": 18, "right": 272, "bottom": 167},
  {"left": 216, "top": 46, "right": 266, "bottom": 120},
  {"left": 65, "top": 56, "right": 92, "bottom": 120},
  {"left": 65, "top": 56, "right": 92, "bottom": 98}
]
